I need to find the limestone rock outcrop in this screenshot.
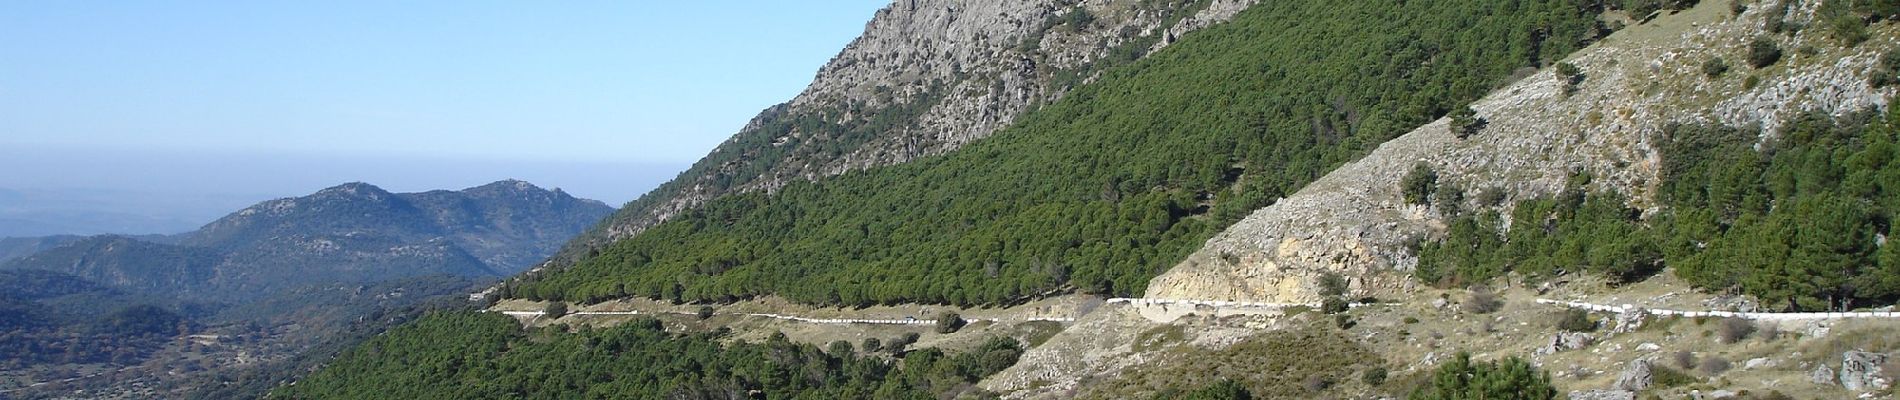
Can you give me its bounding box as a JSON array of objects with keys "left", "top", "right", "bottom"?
[
  {"left": 1142, "top": 0, "right": 1892, "bottom": 304},
  {"left": 1841, "top": 351, "right": 1892, "bottom": 392},
  {"left": 1613, "top": 359, "right": 1655, "bottom": 392}
]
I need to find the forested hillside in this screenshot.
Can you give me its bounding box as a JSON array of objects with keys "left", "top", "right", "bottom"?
[
  {"left": 508, "top": 0, "right": 1617, "bottom": 306},
  {"left": 272, "top": 312, "right": 1022, "bottom": 399},
  {"left": 0, "top": 269, "right": 200, "bottom": 368},
  {"left": 1419, "top": 104, "right": 1900, "bottom": 311}
]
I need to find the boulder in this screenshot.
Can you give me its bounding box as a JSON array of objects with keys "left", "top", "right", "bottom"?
[
  {"left": 1811, "top": 364, "right": 1837, "bottom": 385},
  {"left": 1612, "top": 307, "right": 1647, "bottom": 333},
  {"left": 1537, "top": 332, "right": 1596, "bottom": 355},
  {"left": 1805, "top": 320, "right": 1834, "bottom": 338},
  {"left": 1841, "top": 351, "right": 1891, "bottom": 391},
  {"left": 1742, "top": 357, "right": 1775, "bottom": 370},
  {"left": 1613, "top": 359, "right": 1654, "bottom": 391},
  {"left": 1567, "top": 390, "right": 1636, "bottom": 400}
]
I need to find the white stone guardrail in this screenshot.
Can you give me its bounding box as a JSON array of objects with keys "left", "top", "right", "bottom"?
[
  {"left": 1107, "top": 298, "right": 1393, "bottom": 310},
  {"left": 493, "top": 310, "right": 1074, "bottom": 325},
  {"left": 1106, "top": 298, "right": 1320, "bottom": 308},
  {"left": 1536, "top": 299, "right": 1900, "bottom": 321}
]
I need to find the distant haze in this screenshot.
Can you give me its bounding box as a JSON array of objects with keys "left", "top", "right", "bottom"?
[
  {"left": 0, "top": 1, "right": 889, "bottom": 237},
  {"left": 0, "top": 144, "right": 680, "bottom": 237}
]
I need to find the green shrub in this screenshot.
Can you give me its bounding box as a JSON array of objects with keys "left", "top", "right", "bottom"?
[
  {"left": 1673, "top": 350, "right": 1697, "bottom": 370},
  {"left": 1699, "top": 356, "right": 1732, "bottom": 375},
  {"left": 1870, "top": 50, "right": 1900, "bottom": 88},
  {"left": 1362, "top": 366, "right": 1389, "bottom": 386},
  {"left": 1408, "top": 352, "right": 1557, "bottom": 400},
  {"left": 1652, "top": 365, "right": 1700, "bottom": 388},
  {"left": 1556, "top": 309, "right": 1597, "bottom": 332},
  {"left": 1322, "top": 297, "right": 1351, "bottom": 314},
  {"left": 543, "top": 302, "right": 568, "bottom": 319},
  {"left": 1435, "top": 182, "right": 1466, "bottom": 213},
  {"left": 1703, "top": 57, "right": 1730, "bottom": 77},
  {"left": 1318, "top": 272, "right": 1349, "bottom": 297},
  {"left": 1557, "top": 62, "right": 1585, "bottom": 94},
  {"left": 1748, "top": 38, "right": 1782, "bottom": 68},
  {"left": 827, "top": 340, "right": 854, "bottom": 356},
  {"left": 1820, "top": 0, "right": 1873, "bottom": 47},
  {"left": 1827, "top": 14, "right": 1869, "bottom": 47},
  {"left": 1464, "top": 287, "right": 1503, "bottom": 314},
  {"left": 888, "top": 332, "right": 922, "bottom": 355},
  {"left": 1404, "top": 163, "right": 1441, "bottom": 205},
  {"left": 1449, "top": 107, "right": 1486, "bottom": 138},
  {"left": 1062, "top": 7, "right": 1096, "bottom": 32},
  {"left": 936, "top": 312, "right": 966, "bottom": 334},
  {"left": 1718, "top": 318, "right": 1755, "bottom": 344},
  {"left": 1476, "top": 187, "right": 1507, "bottom": 207}
]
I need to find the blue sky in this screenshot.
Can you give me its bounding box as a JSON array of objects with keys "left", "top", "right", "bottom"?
[{"left": 0, "top": 1, "right": 889, "bottom": 234}]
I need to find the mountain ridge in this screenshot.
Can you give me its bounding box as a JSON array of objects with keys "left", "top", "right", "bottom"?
[{"left": 4, "top": 180, "right": 613, "bottom": 302}]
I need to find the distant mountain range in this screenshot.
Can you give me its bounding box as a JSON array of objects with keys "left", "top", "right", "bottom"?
[
  {"left": 0, "top": 179, "right": 616, "bottom": 397},
  {"left": 2, "top": 180, "right": 614, "bottom": 302}
]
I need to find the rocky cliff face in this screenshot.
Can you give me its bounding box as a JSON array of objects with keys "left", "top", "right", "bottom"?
[
  {"left": 1143, "top": 1, "right": 1893, "bottom": 304},
  {"left": 553, "top": 0, "right": 1260, "bottom": 268}
]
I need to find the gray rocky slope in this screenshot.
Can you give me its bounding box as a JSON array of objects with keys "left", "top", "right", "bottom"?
[
  {"left": 987, "top": 1, "right": 1895, "bottom": 397},
  {"left": 1144, "top": 0, "right": 1893, "bottom": 305},
  {"left": 544, "top": 0, "right": 1261, "bottom": 270}
]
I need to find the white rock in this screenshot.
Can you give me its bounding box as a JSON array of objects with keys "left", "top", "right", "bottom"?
[{"left": 1842, "top": 351, "right": 1892, "bottom": 392}]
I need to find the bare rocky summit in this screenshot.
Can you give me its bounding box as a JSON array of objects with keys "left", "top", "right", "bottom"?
[{"left": 549, "top": 0, "right": 1260, "bottom": 270}]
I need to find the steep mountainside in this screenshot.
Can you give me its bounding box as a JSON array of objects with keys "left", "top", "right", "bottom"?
[
  {"left": 992, "top": 2, "right": 1899, "bottom": 397},
  {"left": 550, "top": 0, "right": 1264, "bottom": 267},
  {"left": 3, "top": 180, "right": 612, "bottom": 302},
  {"left": 1143, "top": 0, "right": 1894, "bottom": 305},
  {"left": 283, "top": 1, "right": 1900, "bottom": 399},
  {"left": 508, "top": 0, "right": 1609, "bottom": 306}
]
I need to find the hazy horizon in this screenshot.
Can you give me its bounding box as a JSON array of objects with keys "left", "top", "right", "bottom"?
[
  {"left": 0, "top": 1, "right": 888, "bottom": 237},
  {"left": 0, "top": 143, "right": 687, "bottom": 237}
]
